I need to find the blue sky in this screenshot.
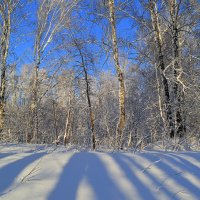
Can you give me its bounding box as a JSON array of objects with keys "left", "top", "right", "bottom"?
[{"left": 8, "top": 0, "right": 139, "bottom": 76}]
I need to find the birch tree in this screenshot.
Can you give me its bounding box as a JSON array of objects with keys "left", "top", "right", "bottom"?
[
  {"left": 29, "top": 0, "right": 77, "bottom": 143},
  {"left": 148, "top": 0, "right": 174, "bottom": 138},
  {"left": 168, "top": 0, "right": 186, "bottom": 138},
  {"left": 0, "top": 0, "right": 15, "bottom": 133},
  {"left": 108, "top": 0, "right": 126, "bottom": 148}
]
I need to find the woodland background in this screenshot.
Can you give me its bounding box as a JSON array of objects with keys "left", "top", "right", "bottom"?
[{"left": 0, "top": 0, "right": 199, "bottom": 150}]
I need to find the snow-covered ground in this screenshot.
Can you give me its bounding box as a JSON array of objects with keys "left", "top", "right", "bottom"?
[{"left": 0, "top": 144, "right": 200, "bottom": 200}]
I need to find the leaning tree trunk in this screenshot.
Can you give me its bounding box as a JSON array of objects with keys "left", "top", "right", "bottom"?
[
  {"left": 0, "top": 1, "right": 11, "bottom": 133},
  {"left": 76, "top": 44, "right": 96, "bottom": 150},
  {"left": 169, "top": 0, "right": 186, "bottom": 138},
  {"left": 108, "top": 0, "right": 126, "bottom": 148},
  {"left": 149, "top": 0, "right": 174, "bottom": 138},
  {"left": 83, "top": 61, "right": 96, "bottom": 150}
]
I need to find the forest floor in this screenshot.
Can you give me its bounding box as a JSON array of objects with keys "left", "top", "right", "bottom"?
[{"left": 0, "top": 144, "right": 200, "bottom": 200}]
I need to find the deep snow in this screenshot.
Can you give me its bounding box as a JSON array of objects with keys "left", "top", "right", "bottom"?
[{"left": 0, "top": 144, "right": 200, "bottom": 200}]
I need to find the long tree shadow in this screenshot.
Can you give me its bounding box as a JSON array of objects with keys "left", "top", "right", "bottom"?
[
  {"left": 0, "top": 152, "right": 46, "bottom": 195},
  {"left": 112, "top": 154, "right": 157, "bottom": 200},
  {"left": 0, "top": 153, "right": 16, "bottom": 159},
  {"left": 116, "top": 154, "right": 175, "bottom": 200},
  {"left": 166, "top": 153, "right": 200, "bottom": 172},
  {"left": 176, "top": 152, "right": 200, "bottom": 163},
  {"left": 147, "top": 152, "right": 200, "bottom": 179},
  {"left": 157, "top": 154, "right": 200, "bottom": 198},
  {"left": 124, "top": 153, "right": 200, "bottom": 199},
  {"left": 48, "top": 152, "right": 127, "bottom": 200}
]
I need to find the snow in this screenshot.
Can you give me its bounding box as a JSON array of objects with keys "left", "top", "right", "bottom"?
[{"left": 0, "top": 144, "right": 200, "bottom": 200}]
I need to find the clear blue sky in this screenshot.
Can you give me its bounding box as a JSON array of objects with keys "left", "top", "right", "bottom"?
[{"left": 9, "top": 0, "right": 139, "bottom": 75}]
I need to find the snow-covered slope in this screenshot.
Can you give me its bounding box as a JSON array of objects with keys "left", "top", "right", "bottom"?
[{"left": 0, "top": 144, "right": 200, "bottom": 200}]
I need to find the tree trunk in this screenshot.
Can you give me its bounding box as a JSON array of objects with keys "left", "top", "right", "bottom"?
[
  {"left": 83, "top": 63, "right": 96, "bottom": 150},
  {"left": 0, "top": 1, "right": 11, "bottom": 133},
  {"left": 169, "top": 0, "right": 186, "bottom": 138},
  {"left": 52, "top": 100, "right": 58, "bottom": 142},
  {"left": 75, "top": 43, "right": 96, "bottom": 150},
  {"left": 64, "top": 95, "right": 72, "bottom": 146},
  {"left": 108, "top": 0, "right": 126, "bottom": 148},
  {"left": 149, "top": 0, "right": 174, "bottom": 138},
  {"left": 30, "top": 62, "right": 40, "bottom": 143}
]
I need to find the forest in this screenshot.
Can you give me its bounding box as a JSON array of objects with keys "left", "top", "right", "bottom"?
[{"left": 0, "top": 0, "right": 199, "bottom": 150}]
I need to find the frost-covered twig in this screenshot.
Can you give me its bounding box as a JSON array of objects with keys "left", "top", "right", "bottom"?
[
  {"left": 20, "top": 159, "right": 42, "bottom": 183},
  {"left": 142, "top": 159, "right": 162, "bottom": 173}
]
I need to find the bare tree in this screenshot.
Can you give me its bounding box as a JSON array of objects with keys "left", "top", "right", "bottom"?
[
  {"left": 0, "top": 0, "right": 14, "bottom": 133},
  {"left": 29, "top": 0, "right": 77, "bottom": 143},
  {"left": 168, "top": 0, "right": 186, "bottom": 137},
  {"left": 63, "top": 73, "right": 74, "bottom": 146},
  {"left": 108, "top": 0, "right": 126, "bottom": 148},
  {"left": 73, "top": 39, "right": 96, "bottom": 150},
  {"left": 148, "top": 0, "right": 174, "bottom": 138}
]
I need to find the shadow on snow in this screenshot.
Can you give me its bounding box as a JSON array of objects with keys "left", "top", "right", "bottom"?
[
  {"left": 48, "top": 152, "right": 200, "bottom": 200},
  {"left": 0, "top": 152, "right": 46, "bottom": 195},
  {"left": 48, "top": 153, "right": 127, "bottom": 200}
]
